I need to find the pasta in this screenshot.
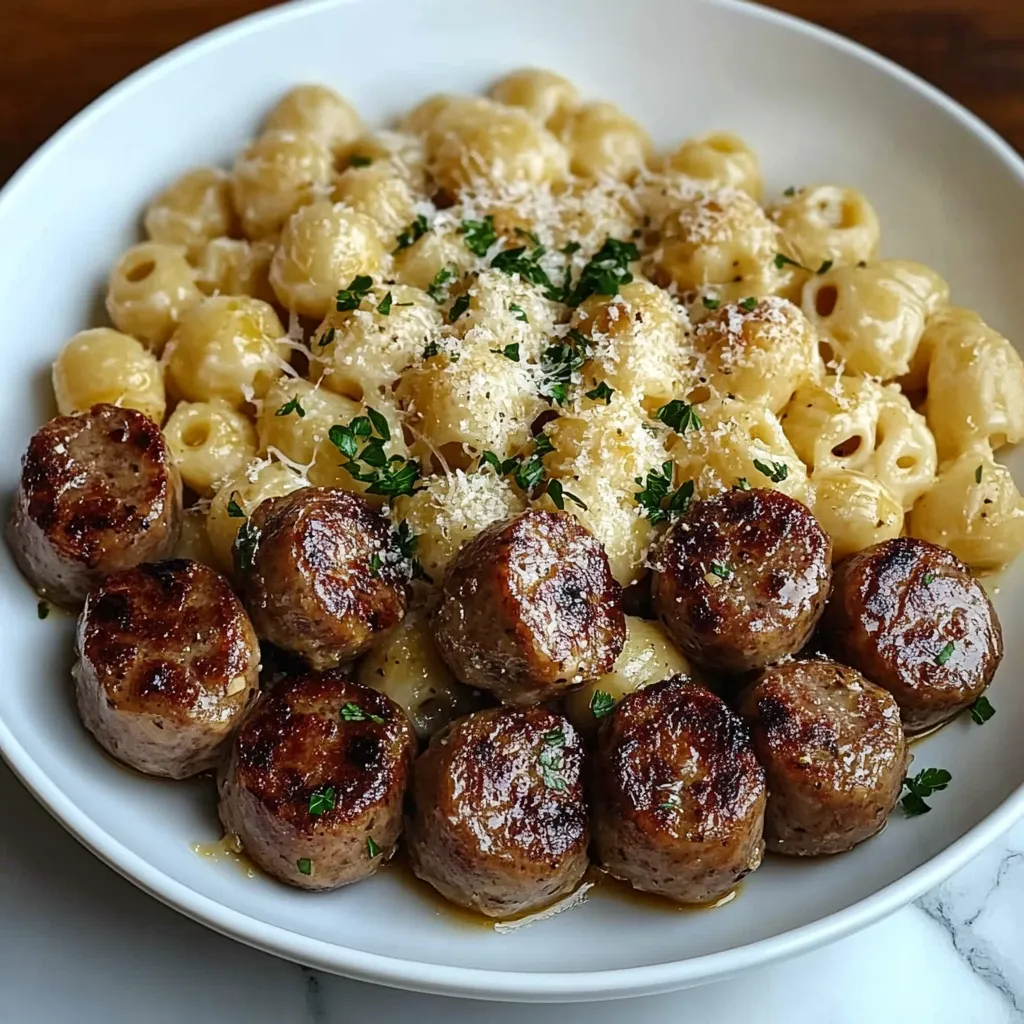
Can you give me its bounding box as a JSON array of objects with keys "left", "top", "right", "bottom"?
[
  {"left": 356, "top": 611, "right": 483, "bottom": 740},
  {"left": 563, "top": 617, "right": 692, "bottom": 737},
  {"left": 162, "top": 399, "right": 259, "bottom": 497},
  {"left": 73, "top": 66, "right": 1024, "bottom": 621},
  {"left": 52, "top": 328, "right": 165, "bottom": 425},
  {"left": 802, "top": 260, "right": 949, "bottom": 379},
  {"left": 909, "top": 447, "right": 1024, "bottom": 571},
  {"left": 657, "top": 132, "right": 762, "bottom": 199},
  {"left": 922, "top": 307, "right": 1024, "bottom": 459},
  {"left": 781, "top": 376, "right": 937, "bottom": 509},
  {"left": 269, "top": 200, "right": 385, "bottom": 317},
  {"left": 144, "top": 167, "right": 238, "bottom": 259},
  {"left": 105, "top": 242, "right": 203, "bottom": 353},
  {"left": 163, "top": 294, "right": 289, "bottom": 407}
]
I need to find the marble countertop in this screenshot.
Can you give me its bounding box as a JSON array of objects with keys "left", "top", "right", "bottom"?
[{"left": 2, "top": 762, "right": 1021, "bottom": 1024}]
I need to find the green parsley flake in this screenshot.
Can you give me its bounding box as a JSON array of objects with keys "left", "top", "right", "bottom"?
[
  {"left": 318, "top": 326, "right": 336, "bottom": 348},
  {"left": 590, "top": 690, "right": 615, "bottom": 719},
  {"left": 968, "top": 695, "right": 996, "bottom": 724},
  {"left": 275, "top": 396, "right": 305, "bottom": 418},
  {"left": 226, "top": 494, "right": 246, "bottom": 519},
  {"left": 901, "top": 767, "right": 951, "bottom": 817},
  {"left": 336, "top": 275, "right": 374, "bottom": 312},
  {"left": 817, "top": 259, "right": 834, "bottom": 274},
  {"left": 634, "top": 463, "right": 695, "bottom": 524},
  {"left": 348, "top": 154, "right": 372, "bottom": 167},
  {"left": 367, "top": 836, "right": 381, "bottom": 858},
  {"left": 934, "top": 641, "right": 955, "bottom": 667},
  {"left": 460, "top": 216, "right": 497, "bottom": 257},
  {"left": 538, "top": 728, "right": 569, "bottom": 791},
  {"left": 702, "top": 296, "right": 721, "bottom": 311},
  {"left": 394, "top": 214, "right": 429, "bottom": 252},
  {"left": 753, "top": 458, "right": 789, "bottom": 483},
  {"left": 377, "top": 291, "right": 393, "bottom": 316},
  {"left": 328, "top": 409, "right": 422, "bottom": 498},
  {"left": 449, "top": 293, "right": 470, "bottom": 323},
  {"left": 297, "top": 858, "right": 313, "bottom": 876},
  {"left": 427, "top": 266, "right": 457, "bottom": 304},
  {"left": 783, "top": 186, "right": 797, "bottom": 197},
  {"left": 585, "top": 381, "right": 614, "bottom": 404},
  {"left": 490, "top": 342, "right": 520, "bottom": 361},
  {"left": 975, "top": 465, "right": 983, "bottom": 483},
  {"left": 774, "top": 253, "right": 805, "bottom": 271},
  {"left": 733, "top": 478, "right": 752, "bottom": 491},
  {"left": 37, "top": 601, "right": 49, "bottom": 620},
  {"left": 340, "top": 702, "right": 385, "bottom": 724},
  {"left": 922, "top": 572, "right": 935, "bottom": 586},
  {"left": 739, "top": 296, "right": 758, "bottom": 313},
  {"left": 234, "top": 519, "right": 261, "bottom": 572},
  {"left": 709, "top": 561, "right": 732, "bottom": 580},
  {"left": 655, "top": 400, "right": 702, "bottom": 435},
  {"left": 508, "top": 302, "right": 528, "bottom": 323},
  {"left": 566, "top": 237, "right": 639, "bottom": 305},
  {"left": 308, "top": 786, "right": 336, "bottom": 817},
  {"left": 369, "top": 552, "right": 383, "bottom": 576}
]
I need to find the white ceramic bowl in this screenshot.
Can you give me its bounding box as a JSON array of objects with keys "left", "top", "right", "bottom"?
[{"left": 1, "top": 0, "right": 1023, "bottom": 1003}]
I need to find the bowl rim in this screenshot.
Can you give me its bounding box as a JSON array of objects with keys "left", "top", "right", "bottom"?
[{"left": 3, "top": 0, "right": 1024, "bottom": 1002}]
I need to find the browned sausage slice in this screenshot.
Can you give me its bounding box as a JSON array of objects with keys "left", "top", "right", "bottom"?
[
  {"left": 652, "top": 488, "right": 831, "bottom": 674},
  {"left": 737, "top": 658, "right": 908, "bottom": 857},
  {"left": 432, "top": 510, "right": 625, "bottom": 705},
  {"left": 237, "top": 487, "right": 409, "bottom": 671},
  {"left": 591, "top": 676, "right": 766, "bottom": 904},
  {"left": 74, "top": 558, "right": 260, "bottom": 778},
  {"left": 405, "top": 706, "right": 588, "bottom": 918},
  {"left": 820, "top": 537, "right": 1003, "bottom": 733},
  {"left": 7, "top": 403, "right": 182, "bottom": 607},
  {"left": 218, "top": 674, "right": 415, "bottom": 891}
]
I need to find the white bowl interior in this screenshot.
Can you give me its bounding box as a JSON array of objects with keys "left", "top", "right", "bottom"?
[{"left": 1, "top": 0, "right": 1022, "bottom": 1001}]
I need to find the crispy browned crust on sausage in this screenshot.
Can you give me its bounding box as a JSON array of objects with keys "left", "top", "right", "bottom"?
[
  {"left": 74, "top": 558, "right": 260, "bottom": 778},
  {"left": 432, "top": 510, "right": 626, "bottom": 705},
  {"left": 651, "top": 488, "right": 831, "bottom": 674},
  {"left": 218, "top": 674, "right": 415, "bottom": 891},
  {"left": 591, "top": 676, "right": 765, "bottom": 904},
  {"left": 737, "top": 658, "right": 908, "bottom": 857},
  {"left": 820, "top": 537, "right": 1003, "bottom": 733},
  {"left": 6, "top": 404, "right": 182, "bottom": 607},
  {"left": 405, "top": 706, "right": 588, "bottom": 918},
  {"left": 238, "top": 488, "right": 409, "bottom": 671}
]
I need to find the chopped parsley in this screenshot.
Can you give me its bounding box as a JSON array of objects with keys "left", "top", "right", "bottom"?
[
  {"left": 37, "top": 601, "right": 49, "bottom": 620},
  {"left": 783, "top": 186, "right": 797, "bottom": 197},
  {"left": 490, "top": 245, "right": 561, "bottom": 299},
  {"left": 702, "top": 296, "right": 721, "bottom": 311},
  {"left": 328, "top": 408, "right": 422, "bottom": 498},
  {"left": 234, "top": 519, "right": 261, "bottom": 572},
  {"left": 317, "top": 326, "right": 336, "bottom": 349},
  {"left": 308, "top": 786, "right": 336, "bottom": 817},
  {"left": 934, "top": 641, "right": 956, "bottom": 667},
  {"left": 659, "top": 793, "right": 682, "bottom": 811},
  {"left": 739, "top": 296, "right": 758, "bottom": 313},
  {"left": 590, "top": 690, "right": 615, "bottom": 719},
  {"left": 340, "top": 702, "right": 384, "bottom": 724},
  {"left": 376, "top": 291, "right": 393, "bottom": 316},
  {"left": 369, "top": 552, "right": 383, "bottom": 576},
  {"left": 394, "top": 214, "right": 429, "bottom": 252},
  {"left": 565, "top": 237, "right": 639, "bottom": 306},
  {"left": 490, "top": 342, "right": 520, "bottom": 361},
  {"left": 774, "top": 252, "right": 805, "bottom": 271},
  {"left": 480, "top": 433, "right": 585, "bottom": 510},
  {"left": 753, "top": 458, "right": 789, "bottom": 483},
  {"left": 392, "top": 520, "right": 431, "bottom": 582},
  {"left": 226, "top": 493, "right": 246, "bottom": 519},
  {"left": 367, "top": 836, "right": 381, "bottom": 858},
  {"left": 422, "top": 340, "right": 440, "bottom": 359},
  {"left": 297, "top": 858, "right": 313, "bottom": 876},
  {"left": 538, "top": 727, "right": 569, "bottom": 791},
  {"left": 460, "top": 216, "right": 497, "bottom": 257},
  {"left": 922, "top": 572, "right": 935, "bottom": 586},
  {"left": 545, "top": 479, "right": 587, "bottom": 511},
  {"left": 975, "top": 465, "right": 983, "bottom": 483},
  {"left": 733, "top": 478, "right": 752, "bottom": 491},
  {"left": 560, "top": 240, "right": 581, "bottom": 256},
  {"left": 817, "top": 259, "right": 834, "bottom": 274},
  {"left": 585, "top": 381, "right": 615, "bottom": 404},
  {"left": 275, "top": 396, "right": 305, "bottom": 418},
  {"left": 508, "top": 302, "right": 528, "bottom": 323},
  {"left": 348, "top": 154, "right": 373, "bottom": 167},
  {"left": 709, "top": 561, "right": 732, "bottom": 580},
  {"left": 427, "top": 266, "right": 457, "bottom": 304},
  {"left": 448, "top": 293, "right": 470, "bottom": 323},
  {"left": 901, "top": 767, "right": 951, "bottom": 817},
  {"left": 336, "top": 275, "right": 374, "bottom": 312},
  {"left": 540, "top": 328, "right": 591, "bottom": 406},
  {"left": 655, "top": 400, "right": 702, "bottom": 435},
  {"left": 968, "top": 695, "right": 996, "bottom": 724},
  {"left": 634, "top": 462, "right": 695, "bottom": 524}
]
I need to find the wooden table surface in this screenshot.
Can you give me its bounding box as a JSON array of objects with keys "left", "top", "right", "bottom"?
[{"left": 3, "top": 0, "right": 1024, "bottom": 185}]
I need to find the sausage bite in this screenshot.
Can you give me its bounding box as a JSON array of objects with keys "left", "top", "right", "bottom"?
[
  {"left": 405, "top": 706, "right": 589, "bottom": 918},
  {"left": 218, "top": 675, "right": 415, "bottom": 891},
  {"left": 7, "top": 403, "right": 182, "bottom": 607},
  {"left": 820, "top": 537, "right": 1003, "bottom": 733},
  {"left": 432, "top": 510, "right": 625, "bottom": 705},
  {"left": 737, "top": 659, "right": 908, "bottom": 857},
  {"left": 74, "top": 559, "right": 260, "bottom": 778},
  {"left": 652, "top": 488, "right": 832, "bottom": 674},
  {"left": 591, "top": 677, "right": 766, "bottom": 904},
  {"left": 236, "top": 487, "right": 409, "bottom": 671}
]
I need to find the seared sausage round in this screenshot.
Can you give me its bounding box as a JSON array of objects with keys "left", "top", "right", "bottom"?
[
  {"left": 820, "top": 537, "right": 1003, "bottom": 733},
  {"left": 236, "top": 487, "right": 409, "bottom": 671},
  {"left": 74, "top": 559, "right": 260, "bottom": 778},
  {"left": 218, "top": 674, "right": 415, "bottom": 891},
  {"left": 432, "top": 510, "right": 625, "bottom": 705},
  {"left": 736, "top": 659, "right": 908, "bottom": 857},
  {"left": 652, "top": 488, "right": 831, "bottom": 674},
  {"left": 591, "top": 676, "right": 766, "bottom": 904},
  {"left": 7, "top": 404, "right": 182, "bottom": 607},
  {"left": 405, "top": 706, "right": 588, "bottom": 918}
]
